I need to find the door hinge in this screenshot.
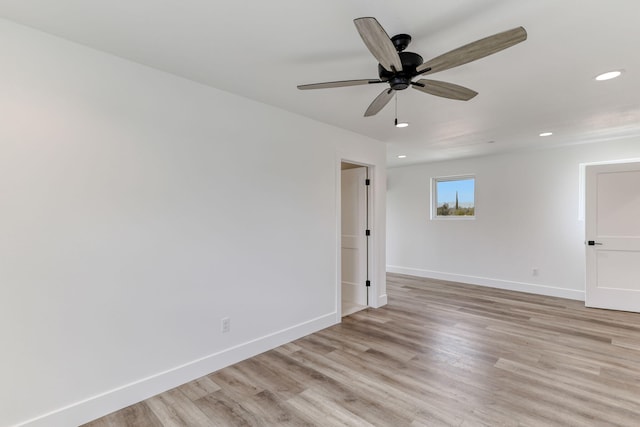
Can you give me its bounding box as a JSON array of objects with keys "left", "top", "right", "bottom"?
[
  {"left": 365, "top": 229, "right": 370, "bottom": 236},
  {"left": 366, "top": 280, "right": 371, "bottom": 287},
  {"left": 365, "top": 178, "right": 370, "bottom": 186}
]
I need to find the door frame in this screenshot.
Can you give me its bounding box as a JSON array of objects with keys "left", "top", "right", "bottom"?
[{"left": 336, "top": 158, "right": 375, "bottom": 320}]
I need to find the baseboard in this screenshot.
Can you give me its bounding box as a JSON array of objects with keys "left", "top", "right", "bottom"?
[
  {"left": 15, "top": 312, "right": 337, "bottom": 427},
  {"left": 386, "top": 265, "right": 585, "bottom": 301}
]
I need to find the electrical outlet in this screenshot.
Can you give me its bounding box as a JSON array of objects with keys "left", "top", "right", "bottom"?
[{"left": 221, "top": 317, "right": 230, "bottom": 333}]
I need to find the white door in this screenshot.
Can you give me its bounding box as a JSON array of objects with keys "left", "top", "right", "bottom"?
[
  {"left": 585, "top": 162, "right": 640, "bottom": 312},
  {"left": 341, "top": 167, "right": 368, "bottom": 312}
]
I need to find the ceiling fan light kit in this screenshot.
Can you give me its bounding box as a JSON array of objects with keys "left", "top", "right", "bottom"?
[{"left": 298, "top": 17, "right": 527, "bottom": 119}]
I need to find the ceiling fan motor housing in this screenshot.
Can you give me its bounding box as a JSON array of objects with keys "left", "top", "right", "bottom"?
[{"left": 378, "top": 50, "right": 424, "bottom": 90}]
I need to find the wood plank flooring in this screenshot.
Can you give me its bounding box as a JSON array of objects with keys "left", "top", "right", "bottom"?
[{"left": 83, "top": 273, "right": 640, "bottom": 426}]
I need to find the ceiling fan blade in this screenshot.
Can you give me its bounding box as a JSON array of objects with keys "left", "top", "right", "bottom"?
[
  {"left": 354, "top": 17, "right": 403, "bottom": 73},
  {"left": 364, "top": 88, "right": 395, "bottom": 117},
  {"left": 412, "top": 79, "right": 478, "bottom": 101},
  {"left": 297, "top": 79, "right": 383, "bottom": 90},
  {"left": 416, "top": 27, "right": 527, "bottom": 75}
]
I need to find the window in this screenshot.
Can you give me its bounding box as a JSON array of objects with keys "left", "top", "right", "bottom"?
[{"left": 432, "top": 175, "right": 475, "bottom": 219}]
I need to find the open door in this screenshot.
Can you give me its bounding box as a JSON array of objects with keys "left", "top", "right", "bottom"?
[
  {"left": 585, "top": 161, "right": 640, "bottom": 312},
  {"left": 341, "top": 164, "right": 368, "bottom": 316}
]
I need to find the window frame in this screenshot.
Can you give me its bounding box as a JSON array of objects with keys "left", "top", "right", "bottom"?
[{"left": 430, "top": 174, "right": 476, "bottom": 220}]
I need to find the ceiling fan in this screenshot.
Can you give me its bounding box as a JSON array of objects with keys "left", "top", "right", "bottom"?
[{"left": 297, "top": 17, "right": 527, "bottom": 117}]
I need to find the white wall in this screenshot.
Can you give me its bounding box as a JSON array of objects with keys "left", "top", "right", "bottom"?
[
  {"left": 0, "top": 19, "right": 386, "bottom": 427},
  {"left": 387, "top": 138, "right": 640, "bottom": 300}
]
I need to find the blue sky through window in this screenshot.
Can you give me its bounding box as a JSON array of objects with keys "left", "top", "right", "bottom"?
[{"left": 437, "top": 178, "right": 475, "bottom": 207}]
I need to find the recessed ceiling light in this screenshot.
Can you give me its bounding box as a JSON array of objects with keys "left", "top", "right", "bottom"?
[
  {"left": 397, "top": 155, "right": 407, "bottom": 159},
  {"left": 539, "top": 132, "right": 553, "bottom": 137},
  {"left": 595, "top": 70, "right": 622, "bottom": 81}
]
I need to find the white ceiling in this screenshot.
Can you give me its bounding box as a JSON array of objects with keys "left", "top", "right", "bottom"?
[{"left": 2, "top": 0, "right": 640, "bottom": 167}]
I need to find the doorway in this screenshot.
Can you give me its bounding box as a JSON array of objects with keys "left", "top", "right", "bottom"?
[
  {"left": 341, "top": 162, "right": 369, "bottom": 316},
  {"left": 585, "top": 161, "right": 640, "bottom": 312}
]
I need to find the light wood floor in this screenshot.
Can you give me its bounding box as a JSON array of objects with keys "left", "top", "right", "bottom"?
[{"left": 84, "top": 273, "right": 640, "bottom": 426}]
